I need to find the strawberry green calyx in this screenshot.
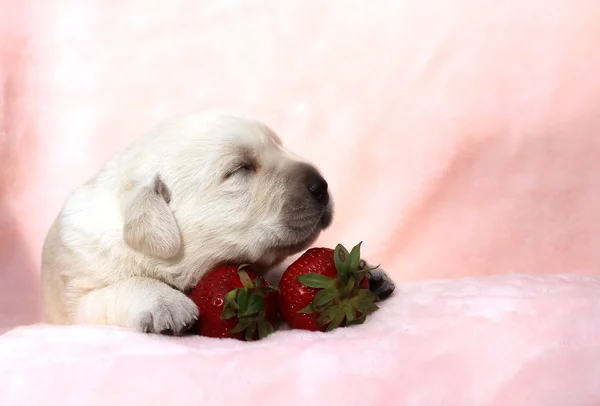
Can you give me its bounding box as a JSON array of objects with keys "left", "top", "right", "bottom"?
[
  {"left": 220, "top": 265, "right": 278, "bottom": 340},
  {"left": 296, "top": 242, "right": 380, "bottom": 331}
]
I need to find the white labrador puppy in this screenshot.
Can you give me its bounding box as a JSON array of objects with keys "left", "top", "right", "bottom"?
[{"left": 41, "top": 110, "right": 394, "bottom": 335}]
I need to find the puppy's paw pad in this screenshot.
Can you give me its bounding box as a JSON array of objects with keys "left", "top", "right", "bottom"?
[
  {"left": 134, "top": 293, "right": 199, "bottom": 335},
  {"left": 367, "top": 268, "right": 396, "bottom": 301}
]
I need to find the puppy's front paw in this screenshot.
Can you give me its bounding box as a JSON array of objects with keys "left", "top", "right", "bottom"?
[
  {"left": 360, "top": 260, "right": 395, "bottom": 301},
  {"left": 135, "top": 291, "right": 199, "bottom": 335}
]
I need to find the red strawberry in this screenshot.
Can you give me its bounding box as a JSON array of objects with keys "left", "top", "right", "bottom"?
[
  {"left": 278, "top": 242, "right": 379, "bottom": 332},
  {"left": 189, "top": 265, "right": 279, "bottom": 341}
]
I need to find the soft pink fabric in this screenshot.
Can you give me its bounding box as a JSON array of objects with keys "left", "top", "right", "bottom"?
[
  {"left": 4, "top": 1, "right": 600, "bottom": 331},
  {"left": 3, "top": 6, "right": 600, "bottom": 404},
  {"left": 2, "top": 274, "right": 600, "bottom": 405}
]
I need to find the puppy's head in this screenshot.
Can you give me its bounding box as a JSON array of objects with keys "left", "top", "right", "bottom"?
[{"left": 122, "top": 111, "right": 333, "bottom": 270}]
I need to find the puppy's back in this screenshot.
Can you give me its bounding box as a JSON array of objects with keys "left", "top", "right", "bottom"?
[{"left": 41, "top": 162, "right": 128, "bottom": 323}]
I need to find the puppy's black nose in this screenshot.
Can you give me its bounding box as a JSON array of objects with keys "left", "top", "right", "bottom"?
[{"left": 304, "top": 168, "right": 329, "bottom": 205}]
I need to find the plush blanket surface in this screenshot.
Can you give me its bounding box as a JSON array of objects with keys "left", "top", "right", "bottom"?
[{"left": 2, "top": 274, "right": 599, "bottom": 406}]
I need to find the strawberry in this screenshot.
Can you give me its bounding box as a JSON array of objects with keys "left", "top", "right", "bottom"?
[
  {"left": 189, "top": 265, "right": 279, "bottom": 341},
  {"left": 278, "top": 242, "right": 379, "bottom": 332}
]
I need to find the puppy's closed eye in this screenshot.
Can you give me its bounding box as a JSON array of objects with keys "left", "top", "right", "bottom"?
[
  {"left": 224, "top": 161, "right": 255, "bottom": 180},
  {"left": 234, "top": 162, "right": 255, "bottom": 173}
]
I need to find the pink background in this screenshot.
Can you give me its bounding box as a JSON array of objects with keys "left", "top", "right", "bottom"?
[{"left": 3, "top": 0, "right": 600, "bottom": 333}]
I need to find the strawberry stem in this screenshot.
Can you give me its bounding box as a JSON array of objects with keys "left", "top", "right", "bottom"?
[
  {"left": 296, "top": 242, "right": 380, "bottom": 331},
  {"left": 220, "top": 268, "right": 278, "bottom": 340}
]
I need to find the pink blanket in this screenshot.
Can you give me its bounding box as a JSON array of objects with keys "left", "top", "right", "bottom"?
[
  {"left": 2, "top": 274, "right": 600, "bottom": 405},
  {"left": 3, "top": 1, "right": 600, "bottom": 403}
]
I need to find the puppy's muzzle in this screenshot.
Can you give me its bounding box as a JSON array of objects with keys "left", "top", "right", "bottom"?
[
  {"left": 303, "top": 166, "right": 329, "bottom": 206},
  {"left": 282, "top": 163, "right": 333, "bottom": 233},
  {"left": 297, "top": 164, "right": 332, "bottom": 228}
]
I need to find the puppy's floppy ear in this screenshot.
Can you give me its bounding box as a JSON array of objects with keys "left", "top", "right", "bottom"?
[{"left": 122, "top": 174, "right": 181, "bottom": 259}]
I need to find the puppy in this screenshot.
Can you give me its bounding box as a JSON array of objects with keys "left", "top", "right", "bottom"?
[{"left": 41, "top": 110, "right": 394, "bottom": 335}]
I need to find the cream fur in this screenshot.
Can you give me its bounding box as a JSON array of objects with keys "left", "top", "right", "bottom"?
[
  {"left": 41, "top": 110, "right": 393, "bottom": 334},
  {"left": 41, "top": 110, "right": 335, "bottom": 334}
]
